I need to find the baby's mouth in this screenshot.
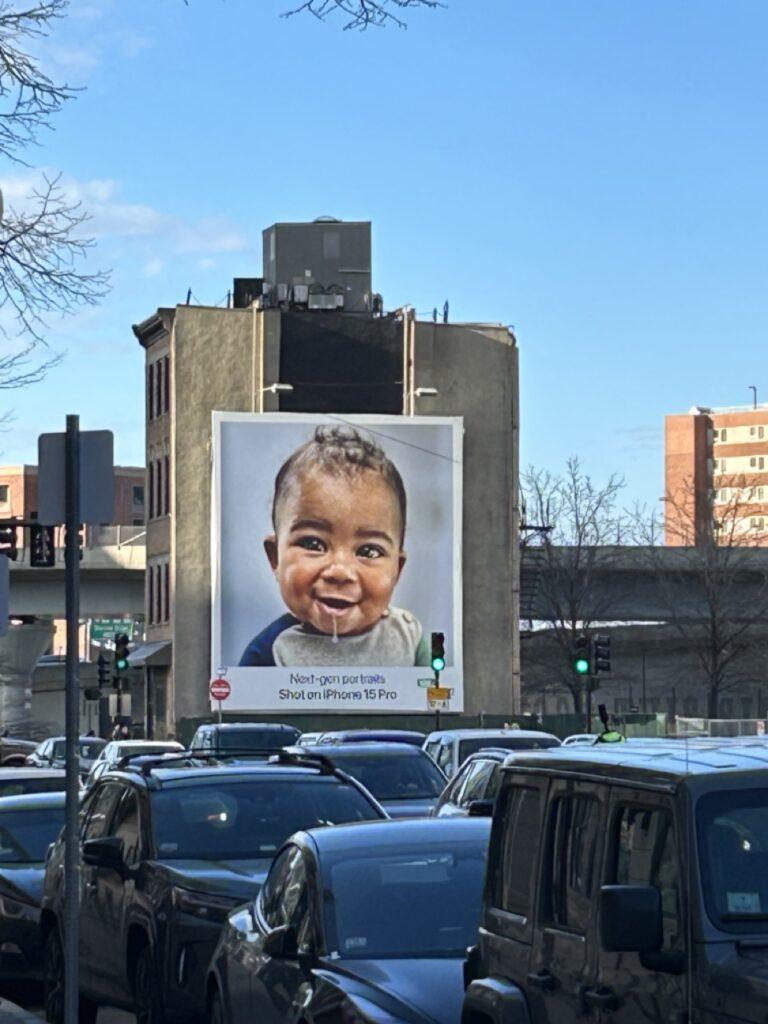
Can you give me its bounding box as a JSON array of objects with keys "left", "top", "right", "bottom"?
[{"left": 314, "top": 595, "right": 358, "bottom": 617}]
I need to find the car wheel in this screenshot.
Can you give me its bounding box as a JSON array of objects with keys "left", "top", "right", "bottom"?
[
  {"left": 209, "top": 986, "right": 226, "bottom": 1024},
  {"left": 43, "top": 929, "right": 65, "bottom": 1024},
  {"left": 133, "top": 943, "right": 165, "bottom": 1024},
  {"left": 43, "top": 929, "right": 99, "bottom": 1024}
]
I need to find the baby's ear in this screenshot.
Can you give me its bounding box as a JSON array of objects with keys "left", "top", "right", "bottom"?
[{"left": 264, "top": 535, "right": 279, "bottom": 572}]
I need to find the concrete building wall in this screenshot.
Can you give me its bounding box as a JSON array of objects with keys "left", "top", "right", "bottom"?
[
  {"left": 136, "top": 304, "right": 518, "bottom": 732},
  {"left": 412, "top": 321, "right": 519, "bottom": 716}
]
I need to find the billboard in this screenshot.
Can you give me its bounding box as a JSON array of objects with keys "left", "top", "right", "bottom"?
[{"left": 211, "top": 413, "right": 463, "bottom": 713}]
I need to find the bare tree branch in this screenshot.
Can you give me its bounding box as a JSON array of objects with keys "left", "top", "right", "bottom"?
[
  {"left": 0, "top": 0, "right": 75, "bottom": 162},
  {"left": 281, "top": 0, "right": 443, "bottom": 30},
  {"left": 521, "top": 456, "right": 629, "bottom": 713},
  {"left": 0, "top": 174, "right": 109, "bottom": 343},
  {"left": 634, "top": 478, "right": 768, "bottom": 718}
]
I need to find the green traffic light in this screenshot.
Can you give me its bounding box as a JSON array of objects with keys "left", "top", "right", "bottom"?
[
  {"left": 116, "top": 658, "right": 128, "bottom": 671},
  {"left": 431, "top": 656, "right": 446, "bottom": 672},
  {"left": 574, "top": 657, "right": 590, "bottom": 675}
]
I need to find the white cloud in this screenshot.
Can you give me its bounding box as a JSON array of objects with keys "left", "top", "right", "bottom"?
[
  {"left": 198, "top": 258, "right": 216, "bottom": 270},
  {"left": 0, "top": 170, "right": 248, "bottom": 256},
  {"left": 143, "top": 258, "right": 165, "bottom": 277}
]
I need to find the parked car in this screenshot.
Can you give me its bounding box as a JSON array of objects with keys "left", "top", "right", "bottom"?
[
  {"left": 298, "top": 732, "right": 323, "bottom": 745},
  {"left": 316, "top": 729, "right": 426, "bottom": 747},
  {"left": 432, "top": 749, "right": 510, "bottom": 817},
  {"left": 562, "top": 733, "right": 597, "bottom": 746},
  {"left": 85, "top": 739, "right": 185, "bottom": 790},
  {"left": 423, "top": 728, "right": 560, "bottom": 778},
  {"left": 0, "top": 736, "right": 38, "bottom": 767},
  {"left": 0, "top": 792, "right": 65, "bottom": 987},
  {"left": 208, "top": 816, "right": 491, "bottom": 1024},
  {"left": 189, "top": 722, "right": 301, "bottom": 758},
  {"left": 26, "top": 736, "right": 106, "bottom": 777},
  {"left": 0, "top": 768, "right": 66, "bottom": 799},
  {"left": 296, "top": 742, "right": 447, "bottom": 817},
  {"left": 40, "top": 749, "right": 388, "bottom": 1024},
  {"left": 463, "top": 739, "right": 768, "bottom": 1024}
]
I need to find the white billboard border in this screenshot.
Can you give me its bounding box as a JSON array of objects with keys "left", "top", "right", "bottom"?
[{"left": 210, "top": 411, "right": 464, "bottom": 714}]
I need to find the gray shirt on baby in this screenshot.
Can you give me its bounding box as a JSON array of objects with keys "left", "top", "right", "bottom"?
[{"left": 273, "top": 607, "right": 426, "bottom": 667}]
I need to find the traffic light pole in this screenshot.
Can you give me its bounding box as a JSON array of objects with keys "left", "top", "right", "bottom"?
[{"left": 64, "top": 415, "right": 80, "bottom": 1024}]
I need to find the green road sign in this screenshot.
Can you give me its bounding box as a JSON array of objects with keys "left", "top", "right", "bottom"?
[
  {"left": 417, "top": 678, "right": 435, "bottom": 688},
  {"left": 90, "top": 618, "right": 135, "bottom": 641}
]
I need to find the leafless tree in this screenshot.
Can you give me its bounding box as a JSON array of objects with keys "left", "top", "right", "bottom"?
[
  {"left": 0, "top": 1, "right": 108, "bottom": 380},
  {"left": 635, "top": 479, "right": 768, "bottom": 719},
  {"left": 520, "top": 456, "right": 628, "bottom": 713},
  {"left": 282, "top": 0, "right": 443, "bottom": 29}
]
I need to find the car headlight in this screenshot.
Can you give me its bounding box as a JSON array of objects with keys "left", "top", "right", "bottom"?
[
  {"left": 171, "top": 886, "right": 244, "bottom": 923},
  {"left": 339, "top": 996, "right": 406, "bottom": 1024}
]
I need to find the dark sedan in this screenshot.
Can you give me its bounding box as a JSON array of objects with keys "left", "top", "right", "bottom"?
[
  {"left": 0, "top": 792, "right": 65, "bottom": 985},
  {"left": 208, "top": 817, "right": 491, "bottom": 1024},
  {"left": 316, "top": 730, "right": 426, "bottom": 747},
  {"left": 295, "top": 742, "right": 447, "bottom": 817}
]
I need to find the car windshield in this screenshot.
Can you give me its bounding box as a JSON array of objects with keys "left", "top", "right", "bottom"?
[
  {"left": 323, "top": 837, "right": 487, "bottom": 958},
  {"left": 697, "top": 788, "right": 768, "bottom": 932},
  {"left": 0, "top": 777, "right": 65, "bottom": 798},
  {"left": 215, "top": 729, "right": 298, "bottom": 752},
  {"left": 150, "top": 778, "right": 380, "bottom": 859},
  {"left": 0, "top": 806, "right": 65, "bottom": 863},
  {"left": 458, "top": 736, "right": 559, "bottom": 761},
  {"left": 51, "top": 739, "right": 104, "bottom": 761},
  {"left": 330, "top": 752, "right": 445, "bottom": 801}
]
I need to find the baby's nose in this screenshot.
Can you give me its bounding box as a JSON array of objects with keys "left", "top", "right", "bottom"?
[{"left": 320, "top": 553, "right": 358, "bottom": 582}]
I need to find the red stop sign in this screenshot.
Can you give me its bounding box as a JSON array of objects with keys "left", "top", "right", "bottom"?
[{"left": 209, "top": 677, "right": 231, "bottom": 702}]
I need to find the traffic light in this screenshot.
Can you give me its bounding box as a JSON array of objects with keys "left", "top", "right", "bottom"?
[
  {"left": 593, "top": 634, "right": 612, "bottom": 673},
  {"left": 573, "top": 634, "right": 591, "bottom": 675},
  {"left": 64, "top": 525, "right": 84, "bottom": 562},
  {"left": 30, "top": 524, "right": 55, "bottom": 567},
  {"left": 97, "top": 653, "right": 109, "bottom": 688},
  {"left": 431, "top": 632, "right": 446, "bottom": 673},
  {"left": 114, "top": 633, "right": 130, "bottom": 673},
  {"left": 0, "top": 522, "right": 18, "bottom": 561}
]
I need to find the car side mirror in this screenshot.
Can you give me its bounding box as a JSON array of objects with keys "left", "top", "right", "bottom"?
[
  {"left": 467, "top": 799, "right": 494, "bottom": 817},
  {"left": 262, "top": 924, "right": 298, "bottom": 959},
  {"left": 600, "top": 885, "right": 662, "bottom": 953},
  {"left": 82, "top": 836, "right": 126, "bottom": 874}
]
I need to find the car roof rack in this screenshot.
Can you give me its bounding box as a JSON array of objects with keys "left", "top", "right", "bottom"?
[
  {"left": 268, "top": 746, "right": 337, "bottom": 775},
  {"left": 116, "top": 751, "right": 203, "bottom": 774}
]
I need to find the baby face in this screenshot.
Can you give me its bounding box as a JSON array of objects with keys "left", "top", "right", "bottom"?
[{"left": 265, "top": 467, "right": 405, "bottom": 636}]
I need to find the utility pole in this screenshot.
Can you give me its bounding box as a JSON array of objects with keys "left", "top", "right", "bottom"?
[{"left": 64, "top": 415, "right": 80, "bottom": 1024}]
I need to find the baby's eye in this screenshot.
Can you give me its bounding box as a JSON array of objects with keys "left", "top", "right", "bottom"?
[
  {"left": 296, "top": 536, "right": 326, "bottom": 553},
  {"left": 357, "top": 543, "right": 385, "bottom": 560}
]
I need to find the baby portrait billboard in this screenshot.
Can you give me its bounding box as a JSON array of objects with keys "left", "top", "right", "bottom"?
[{"left": 211, "top": 412, "right": 463, "bottom": 713}]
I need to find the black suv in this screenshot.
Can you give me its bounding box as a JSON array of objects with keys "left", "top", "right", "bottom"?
[
  {"left": 40, "top": 752, "right": 387, "bottom": 1024},
  {"left": 463, "top": 740, "right": 768, "bottom": 1024},
  {"left": 189, "top": 722, "right": 300, "bottom": 758}
]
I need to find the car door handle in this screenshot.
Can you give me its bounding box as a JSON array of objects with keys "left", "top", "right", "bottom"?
[
  {"left": 584, "top": 988, "right": 620, "bottom": 1011},
  {"left": 527, "top": 970, "right": 556, "bottom": 991}
]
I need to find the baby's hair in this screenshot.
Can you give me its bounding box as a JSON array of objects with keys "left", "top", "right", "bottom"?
[{"left": 272, "top": 425, "right": 407, "bottom": 544}]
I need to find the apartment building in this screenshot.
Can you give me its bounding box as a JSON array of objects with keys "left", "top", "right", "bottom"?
[
  {"left": 664, "top": 404, "right": 768, "bottom": 545},
  {"left": 0, "top": 464, "right": 146, "bottom": 528}
]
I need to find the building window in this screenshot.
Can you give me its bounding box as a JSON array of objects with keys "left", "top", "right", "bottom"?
[
  {"left": 751, "top": 426, "right": 756, "bottom": 437},
  {"left": 758, "top": 488, "right": 764, "bottom": 500},
  {"left": 163, "top": 455, "right": 169, "bottom": 516},
  {"left": 155, "top": 359, "right": 163, "bottom": 420},
  {"left": 132, "top": 517, "right": 144, "bottom": 527},
  {"left": 713, "top": 429, "right": 720, "bottom": 441},
  {"left": 148, "top": 461, "right": 155, "bottom": 520},
  {"left": 0, "top": 485, "right": 9, "bottom": 505},
  {"left": 132, "top": 485, "right": 144, "bottom": 508},
  {"left": 148, "top": 565, "right": 155, "bottom": 624},
  {"left": 163, "top": 356, "right": 170, "bottom": 414},
  {"left": 163, "top": 563, "right": 170, "bottom": 622},
  {"left": 147, "top": 363, "right": 155, "bottom": 422},
  {"left": 760, "top": 427, "right": 765, "bottom": 439},
  {"left": 721, "top": 428, "right": 728, "bottom": 442},
  {"left": 156, "top": 459, "right": 163, "bottom": 517}
]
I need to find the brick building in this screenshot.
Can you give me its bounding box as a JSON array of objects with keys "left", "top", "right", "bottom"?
[
  {"left": 664, "top": 404, "right": 768, "bottom": 545},
  {"left": 0, "top": 464, "right": 146, "bottom": 528}
]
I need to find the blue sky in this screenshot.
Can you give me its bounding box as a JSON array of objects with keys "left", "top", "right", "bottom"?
[{"left": 3, "top": 0, "right": 768, "bottom": 506}]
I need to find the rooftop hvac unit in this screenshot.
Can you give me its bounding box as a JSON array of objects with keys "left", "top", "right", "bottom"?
[
  {"left": 308, "top": 293, "right": 337, "bottom": 311},
  {"left": 293, "top": 284, "right": 309, "bottom": 305}
]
